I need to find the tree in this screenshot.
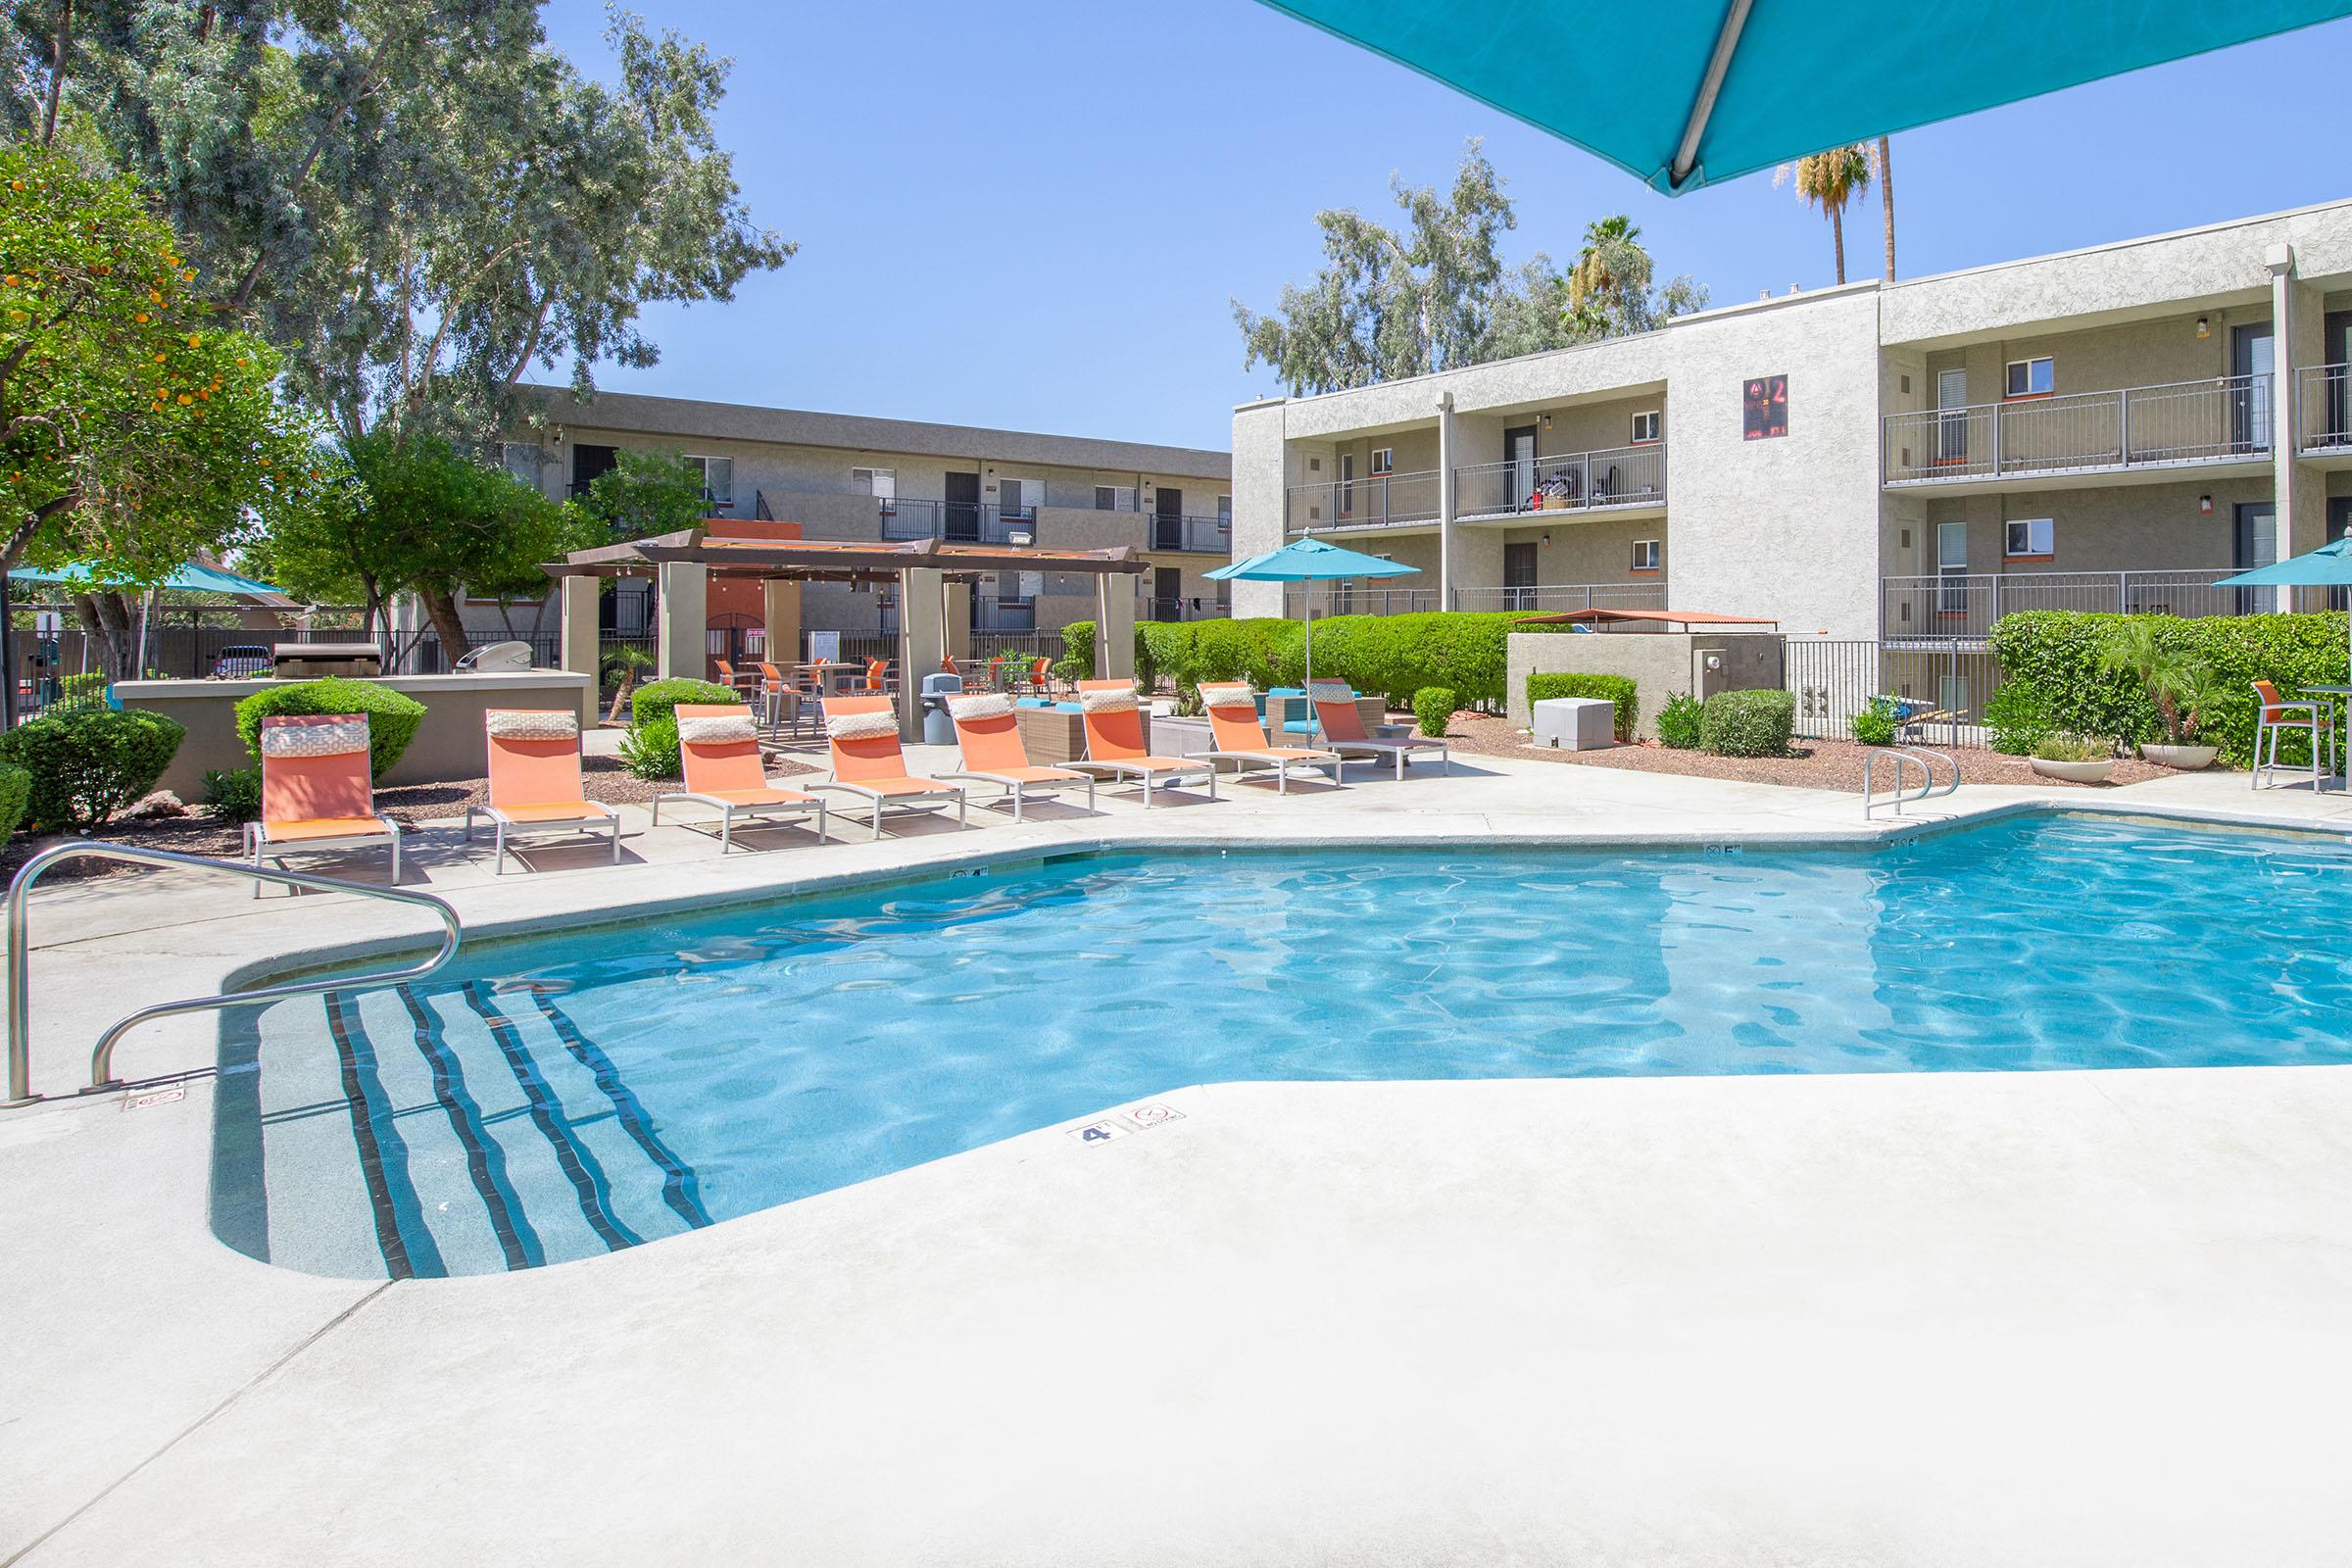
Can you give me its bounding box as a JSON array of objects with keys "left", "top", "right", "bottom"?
[
  {"left": 1776, "top": 145, "right": 1874, "bottom": 285},
  {"left": 1560, "top": 217, "right": 1709, "bottom": 342},
  {"left": 573, "top": 448, "right": 708, "bottom": 541},
  {"left": 1, "top": 143, "right": 322, "bottom": 676},
  {"left": 1872, "top": 136, "right": 1896, "bottom": 281}
]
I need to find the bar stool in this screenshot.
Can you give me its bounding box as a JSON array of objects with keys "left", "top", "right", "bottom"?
[{"left": 2252, "top": 679, "right": 2334, "bottom": 790}]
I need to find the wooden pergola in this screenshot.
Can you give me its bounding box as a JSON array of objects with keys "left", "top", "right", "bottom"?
[{"left": 543, "top": 529, "right": 1144, "bottom": 737}]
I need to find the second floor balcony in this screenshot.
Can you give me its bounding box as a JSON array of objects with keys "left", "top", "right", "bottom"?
[
  {"left": 1145, "top": 514, "right": 1233, "bottom": 554},
  {"left": 2301, "top": 364, "right": 2352, "bottom": 456},
  {"left": 1143, "top": 596, "right": 1229, "bottom": 622},
  {"left": 1883, "top": 374, "right": 2273, "bottom": 488},
  {"left": 1286, "top": 467, "right": 1444, "bottom": 535},
  {"left": 879, "top": 498, "right": 1039, "bottom": 546},
  {"left": 1452, "top": 443, "right": 1666, "bottom": 521},
  {"left": 1881, "top": 566, "right": 2339, "bottom": 641}
]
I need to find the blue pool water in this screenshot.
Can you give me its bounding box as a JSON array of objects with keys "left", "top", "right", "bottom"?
[{"left": 212, "top": 814, "right": 2352, "bottom": 1278}]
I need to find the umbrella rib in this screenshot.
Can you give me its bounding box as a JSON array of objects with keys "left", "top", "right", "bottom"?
[{"left": 1668, "top": 0, "right": 1753, "bottom": 190}]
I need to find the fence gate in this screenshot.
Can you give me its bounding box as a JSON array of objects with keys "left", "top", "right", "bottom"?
[{"left": 1783, "top": 637, "right": 2003, "bottom": 750}]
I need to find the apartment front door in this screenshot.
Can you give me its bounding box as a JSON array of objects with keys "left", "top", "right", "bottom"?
[
  {"left": 2230, "top": 323, "right": 2275, "bottom": 453},
  {"left": 1936, "top": 520, "right": 1970, "bottom": 620},
  {"left": 2324, "top": 311, "right": 2352, "bottom": 446},
  {"left": 570, "top": 442, "right": 617, "bottom": 498},
  {"left": 2233, "top": 501, "right": 2278, "bottom": 614},
  {"left": 1153, "top": 489, "right": 1184, "bottom": 551},
  {"left": 1504, "top": 425, "right": 1539, "bottom": 511},
  {"left": 1502, "top": 540, "right": 1539, "bottom": 612},
  {"left": 2329, "top": 496, "right": 2351, "bottom": 612},
  {"left": 1152, "top": 565, "right": 1182, "bottom": 620},
  {"left": 1934, "top": 368, "right": 1969, "bottom": 466},
  {"left": 944, "top": 470, "right": 981, "bottom": 541}
]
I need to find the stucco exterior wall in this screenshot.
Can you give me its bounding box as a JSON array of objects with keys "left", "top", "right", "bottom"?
[{"left": 1505, "top": 632, "right": 1785, "bottom": 737}]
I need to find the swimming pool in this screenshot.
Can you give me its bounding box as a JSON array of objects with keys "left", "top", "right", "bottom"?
[{"left": 211, "top": 813, "right": 2352, "bottom": 1278}]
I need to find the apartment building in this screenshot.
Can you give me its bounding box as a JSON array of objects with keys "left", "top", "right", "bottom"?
[
  {"left": 1231, "top": 199, "right": 2352, "bottom": 661},
  {"left": 497, "top": 390, "right": 1233, "bottom": 649}
]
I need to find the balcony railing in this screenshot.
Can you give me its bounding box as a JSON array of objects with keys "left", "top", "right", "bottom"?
[
  {"left": 1450, "top": 581, "right": 1671, "bottom": 614},
  {"left": 2301, "top": 364, "right": 2352, "bottom": 454},
  {"left": 1143, "top": 597, "right": 1229, "bottom": 622},
  {"left": 880, "top": 499, "right": 1039, "bottom": 545},
  {"left": 1286, "top": 468, "right": 1443, "bottom": 533},
  {"left": 1881, "top": 568, "right": 2338, "bottom": 640},
  {"left": 971, "top": 598, "right": 1037, "bottom": 632},
  {"left": 1883, "top": 375, "right": 2273, "bottom": 484},
  {"left": 1146, "top": 514, "right": 1233, "bottom": 554},
  {"left": 1453, "top": 444, "right": 1666, "bottom": 520},
  {"left": 1280, "top": 584, "right": 1446, "bottom": 617}
]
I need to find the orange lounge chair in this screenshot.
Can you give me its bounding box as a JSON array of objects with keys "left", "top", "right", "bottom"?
[
  {"left": 1071, "top": 679, "right": 1216, "bottom": 806},
  {"left": 652, "top": 703, "right": 827, "bottom": 851},
  {"left": 1194, "top": 682, "right": 1343, "bottom": 795},
  {"left": 246, "top": 713, "right": 401, "bottom": 895},
  {"left": 1309, "top": 680, "right": 1448, "bottom": 780},
  {"left": 464, "top": 710, "right": 622, "bottom": 874},
  {"left": 942, "top": 692, "right": 1094, "bottom": 821},
  {"left": 813, "top": 695, "right": 967, "bottom": 836}
]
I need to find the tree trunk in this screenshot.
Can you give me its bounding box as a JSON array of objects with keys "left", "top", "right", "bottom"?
[
  {"left": 70, "top": 589, "right": 136, "bottom": 683},
  {"left": 40, "top": 0, "right": 73, "bottom": 147},
  {"left": 1831, "top": 207, "right": 1846, "bottom": 285},
  {"left": 1877, "top": 134, "right": 1895, "bottom": 281},
  {"left": 422, "top": 586, "right": 472, "bottom": 665}
]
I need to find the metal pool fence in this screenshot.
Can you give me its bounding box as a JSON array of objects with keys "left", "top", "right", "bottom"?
[{"left": 1782, "top": 637, "right": 2004, "bottom": 749}]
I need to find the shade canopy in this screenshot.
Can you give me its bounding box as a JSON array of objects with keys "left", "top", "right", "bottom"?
[
  {"left": 1252, "top": 0, "right": 2352, "bottom": 193},
  {"left": 3, "top": 560, "right": 285, "bottom": 597},
  {"left": 1206, "top": 535, "right": 1422, "bottom": 583},
  {"left": 2213, "top": 537, "right": 2352, "bottom": 586}
]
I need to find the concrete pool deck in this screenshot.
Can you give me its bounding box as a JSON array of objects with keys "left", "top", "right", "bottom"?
[{"left": 4, "top": 756, "right": 2350, "bottom": 1564}]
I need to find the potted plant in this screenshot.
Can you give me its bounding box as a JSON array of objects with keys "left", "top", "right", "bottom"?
[
  {"left": 2097, "top": 622, "right": 2219, "bottom": 769},
  {"left": 2030, "top": 731, "right": 2116, "bottom": 784}
]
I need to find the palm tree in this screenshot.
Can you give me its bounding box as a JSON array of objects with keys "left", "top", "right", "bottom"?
[
  {"left": 1567, "top": 215, "right": 1644, "bottom": 312},
  {"left": 1872, "top": 135, "right": 1895, "bottom": 281},
  {"left": 1775, "top": 145, "right": 1874, "bottom": 284}
]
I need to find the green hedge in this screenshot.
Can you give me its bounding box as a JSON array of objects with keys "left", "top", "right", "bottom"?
[
  {"left": 629, "top": 677, "right": 739, "bottom": 729},
  {"left": 1134, "top": 612, "right": 1558, "bottom": 710},
  {"left": 0, "top": 708, "right": 185, "bottom": 829},
  {"left": 1525, "top": 672, "right": 1639, "bottom": 742},
  {"left": 1056, "top": 621, "right": 1098, "bottom": 684},
  {"left": 0, "top": 760, "right": 29, "bottom": 842},
  {"left": 621, "top": 678, "right": 738, "bottom": 782},
  {"left": 1987, "top": 611, "right": 2349, "bottom": 767},
  {"left": 235, "top": 678, "right": 426, "bottom": 780},
  {"left": 1699, "top": 688, "right": 1794, "bottom": 757},
  {"left": 1412, "top": 686, "right": 1455, "bottom": 737}
]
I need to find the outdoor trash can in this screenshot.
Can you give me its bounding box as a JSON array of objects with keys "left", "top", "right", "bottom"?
[
  {"left": 920, "top": 670, "right": 963, "bottom": 745},
  {"left": 1532, "top": 697, "right": 1615, "bottom": 751}
]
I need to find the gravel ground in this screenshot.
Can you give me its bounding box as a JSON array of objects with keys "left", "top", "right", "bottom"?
[
  {"left": 0, "top": 751, "right": 820, "bottom": 884},
  {"left": 1442, "top": 713, "right": 2177, "bottom": 792}
]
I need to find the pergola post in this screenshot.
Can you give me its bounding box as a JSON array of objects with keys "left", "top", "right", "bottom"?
[
  {"left": 899, "top": 566, "right": 948, "bottom": 740},
  {"left": 945, "top": 580, "right": 974, "bottom": 662},
  {"left": 559, "top": 573, "right": 601, "bottom": 728},
  {"left": 1095, "top": 573, "right": 1137, "bottom": 681},
  {"left": 657, "top": 561, "right": 708, "bottom": 683},
  {"left": 761, "top": 576, "right": 802, "bottom": 665}
]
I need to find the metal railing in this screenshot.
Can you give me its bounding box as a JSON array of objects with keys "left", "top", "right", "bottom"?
[
  {"left": 1280, "top": 584, "right": 1446, "bottom": 617},
  {"left": 6, "top": 843, "right": 464, "bottom": 1105},
  {"left": 1879, "top": 568, "right": 2328, "bottom": 640},
  {"left": 1863, "top": 746, "right": 1959, "bottom": 818},
  {"left": 1883, "top": 373, "right": 2273, "bottom": 483},
  {"left": 970, "top": 598, "right": 1037, "bottom": 632},
  {"left": 1147, "top": 514, "right": 1233, "bottom": 554},
  {"left": 878, "top": 499, "right": 1041, "bottom": 545},
  {"left": 1285, "top": 468, "right": 1443, "bottom": 533},
  {"left": 1449, "top": 581, "right": 1671, "bottom": 614},
  {"left": 1453, "top": 444, "right": 1667, "bottom": 519},
  {"left": 2301, "top": 364, "right": 2352, "bottom": 454},
  {"left": 1785, "top": 637, "right": 2003, "bottom": 748},
  {"left": 1143, "top": 597, "right": 1230, "bottom": 622}
]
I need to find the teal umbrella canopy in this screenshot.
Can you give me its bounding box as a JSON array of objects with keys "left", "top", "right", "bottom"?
[
  {"left": 4, "top": 560, "right": 285, "bottom": 597},
  {"left": 1253, "top": 0, "right": 2352, "bottom": 193},
  {"left": 1207, "top": 535, "right": 1422, "bottom": 582},
  {"left": 2213, "top": 537, "right": 2352, "bottom": 586}
]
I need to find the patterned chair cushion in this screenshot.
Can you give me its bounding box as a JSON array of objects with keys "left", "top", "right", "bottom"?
[
  {"left": 1306, "top": 680, "right": 1355, "bottom": 704},
  {"left": 1199, "top": 685, "right": 1259, "bottom": 710},
  {"left": 485, "top": 709, "right": 578, "bottom": 741},
  {"left": 259, "top": 716, "right": 369, "bottom": 760},
  {"left": 947, "top": 692, "right": 1016, "bottom": 721},
  {"left": 825, "top": 707, "right": 903, "bottom": 741},
  {"left": 1078, "top": 686, "right": 1137, "bottom": 714},
  {"left": 677, "top": 713, "right": 758, "bottom": 745}
]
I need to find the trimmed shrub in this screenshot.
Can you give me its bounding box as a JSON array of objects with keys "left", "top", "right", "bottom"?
[
  {"left": 1525, "top": 672, "right": 1639, "bottom": 743},
  {"left": 1699, "top": 688, "right": 1794, "bottom": 758},
  {"left": 1055, "top": 620, "right": 1098, "bottom": 684},
  {"left": 1983, "top": 681, "right": 2053, "bottom": 756},
  {"left": 1412, "top": 686, "right": 1456, "bottom": 737},
  {"left": 235, "top": 678, "right": 426, "bottom": 780},
  {"left": 1849, "top": 699, "right": 1898, "bottom": 748},
  {"left": 2032, "top": 730, "right": 2110, "bottom": 763},
  {"left": 0, "top": 760, "right": 29, "bottom": 842},
  {"left": 618, "top": 677, "right": 735, "bottom": 782},
  {"left": 201, "top": 765, "right": 264, "bottom": 824},
  {"left": 0, "top": 707, "right": 185, "bottom": 829},
  {"left": 1655, "top": 691, "right": 1704, "bottom": 750},
  {"left": 629, "top": 677, "right": 737, "bottom": 730},
  {"left": 1988, "top": 610, "right": 2349, "bottom": 768},
  {"left": 617, "top": 717, "right": 680, "bottom": 781}
]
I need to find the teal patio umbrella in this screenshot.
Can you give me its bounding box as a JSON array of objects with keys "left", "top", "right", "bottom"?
[
  {"left": 1207, "top": 535, "right": 1420, "bottom": 688},
  {"left": 1251, "top": 0, "right": 2352, "bottom": 193},
  {"left": 2216, "top": 537, "right": 2352, "bottom": 672},
  {"left": 5, "top": 560, "right": 284, "bottom": 597}
]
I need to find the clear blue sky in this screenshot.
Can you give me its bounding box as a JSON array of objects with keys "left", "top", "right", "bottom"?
[{"left": 541, "top": 1, "right": 2352, "bottom": 453}]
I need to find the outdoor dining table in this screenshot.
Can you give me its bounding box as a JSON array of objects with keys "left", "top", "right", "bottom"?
[{"left": 799, "top": 662, "right": 865, "bottom": 696}]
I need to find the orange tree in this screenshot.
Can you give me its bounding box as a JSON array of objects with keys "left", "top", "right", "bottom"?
[{"left": 0, "top": 142, "right": 320, "bottom": 591}]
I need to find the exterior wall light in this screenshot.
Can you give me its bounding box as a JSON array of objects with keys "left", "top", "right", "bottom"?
[
  {"left": 2199, "top": 495, "right": 2214, "bottom": 515},
  {"left": 2195, "top": 316, "right": 2211, "bottom": 339}
]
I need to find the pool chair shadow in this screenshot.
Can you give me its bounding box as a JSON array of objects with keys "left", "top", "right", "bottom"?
[
  {"left": 971, "top": 793, "right": 1102, "bottom": 823},
  {"left": 485, "top": 835, "right": 652, "bottom": 876},
  {"left": 685, "top": 815, "right": 834, "bottom": 852}
]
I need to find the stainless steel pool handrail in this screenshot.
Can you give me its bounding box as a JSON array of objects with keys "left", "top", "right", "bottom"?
[
  {"left": 1862, "top": 746, "right": 1959, "bottom": 817},
  {"left": 6, "top": 842, "right": 463, "bottom": 1105}
]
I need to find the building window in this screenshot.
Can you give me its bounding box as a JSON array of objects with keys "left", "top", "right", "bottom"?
[
  {"left": 853, "top": 466, "right": 896, "bottom": 501},
  {"left": 1370, "top": 448, "right": 1394, "bottom": 475},
  {"left": 1095, "top": 484, "right": 1135, "bottom": 512},
  {"left": 2005, "top": 517, "right": 2055, "bottom": 558},
  {"left": 497, "top": 441, "right": 540, "bottom": 485},
  {"left": 1217, "top": 495, "right": 1232, "bottom": 534},
  {"left": 2005, "top": 358, "right": 2055, "bottom": 398},
  {"left": 1630, "top": 411, "right": 1661, "bottom": 445},
  {"left": 683, "top": 455, "right": 733, "bottom": 509},
  {"left": 1632, "top": 539, "right": 1661, "bottom": 572}
]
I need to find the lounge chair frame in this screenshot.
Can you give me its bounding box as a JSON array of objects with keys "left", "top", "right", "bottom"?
[
  {"left": 244, "top": 816, "right": 405, "bottom": 894},
  {"left": 464, "top": 801, "right": 622, "bottom": 874},
  {"left": 653, "top": 703, "right": 830, "bottom": 851}
]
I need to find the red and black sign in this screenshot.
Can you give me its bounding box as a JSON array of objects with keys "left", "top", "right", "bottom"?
[{"left": 1742, "top": 375, "right": 1788, "bottom": 440}]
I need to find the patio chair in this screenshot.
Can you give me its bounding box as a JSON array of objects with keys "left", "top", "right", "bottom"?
[
  {"left": 863, "top": 657, "right": 897, "bottom": 696},
  {"left": 712, "top": 658, "right": 760, "bottom": 697},
  {"left": 813, "top": 694, "right": 968, "bottom": 837},
  {"left": 246, "top": 713, "right": 402, "bottom": 896},
  {"left": 1025, "top": 656, "right": 1054, "bottom": 697},
  {"left": 652, "top": 703, "right": 827, "bottom": 851},
  {"left": 1310, "top": 681, "right": 1448, "bottom": 780},
  {"left": 942, "top": 692, "right": 1094, "bottom": 821},
  {"left": 754, "top": 662, "right": 806, "bottom": 734},
  {"left": 464, "top": 710, "right": 622, "bottom": 874},
  {"left": 1072, "top": 679, "right": 1216, "bottom": 805},
  {"left": 1193, "top": 682, "right": 1344, "bottom": 795},
  {"left": 2252, "top": 679, "right": 2335, "bottom": 790}
]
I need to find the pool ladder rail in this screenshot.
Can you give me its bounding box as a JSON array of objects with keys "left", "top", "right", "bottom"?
[
  {"left": 1862, "top": 745, "right": 1960, "bottom": 818},
  {"left": 5, "top": 842, "right": 464, "bottom": 1107}
]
